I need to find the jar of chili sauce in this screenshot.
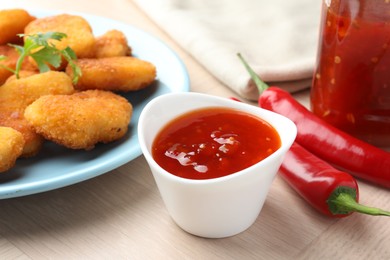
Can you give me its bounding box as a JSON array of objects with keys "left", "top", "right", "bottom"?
[{"left": 311, "top": 0, "right": 390, "bottom": 147}]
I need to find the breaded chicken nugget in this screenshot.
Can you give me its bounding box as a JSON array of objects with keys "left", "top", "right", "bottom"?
[
  {"left": 0, "top": 71, "right": 74, "bottom": 112},
  {"left": 4, "top": 70, "right": 38, "bottom": 83},
  {"left": 0, "top": 45, "right": 38, "bottom": 85},
  {"left": 0, "top": 9, "right": 35, "bottom": 45},
  {"left": 0, "top": 114, "right": 41, "bottom": 158},
  {"left": 24, "top": 90, "right": 132, "bottom": 150},
  {"left": 0, "top": 126, "right": 25, "bottom": 172},
  {"left": 66, "top": 56, "right": 156, "bottom": 92},
  {"left": 24, "top": 14, "right": 95, "bottom": 59},
  {"left": 94, "top": 30, "right": 131, "bottom": 58},
  {"left": 0, "top": 71, "right": 74, "bottom": 157}
]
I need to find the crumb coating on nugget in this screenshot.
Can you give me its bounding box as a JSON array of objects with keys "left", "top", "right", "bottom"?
[
  {"left": 0, "top": 126, "right": 25, "bottom": 172},
  {"left": 24, "top": 90, "right": 133, "bottom": 150},
  {"left": 24, "top": 14, "right": 95, "bottom": 58},
  {"left": 0, "top": 113, "right": 43, "bottom": 158},
  {"left": 94, "top": 30, "right": 131, "bottom": 58},
  {"left": 66, "top": 56, "right": 156, "bottom": 92},
  {"left": 0, "top": 9, "right": 35, "bottom": 45},
  {"left": 0, "top": 71, "right": 74, "bottom": 112}
]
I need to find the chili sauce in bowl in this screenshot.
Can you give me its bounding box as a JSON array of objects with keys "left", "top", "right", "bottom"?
[
  {"left": 152, "top": 107, "right": 281, "bottom": 180},
  {"left": 138, "top": 92, "right": 296, "bottom": 238}
]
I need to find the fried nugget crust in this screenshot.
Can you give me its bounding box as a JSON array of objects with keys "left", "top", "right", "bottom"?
[
  {"left": 24, "top": 90, "right": 132, "bottom": 150},
  {"left": 0, "top": 9, "right": 35, "bottom": 45},
  {"left": 0, "top": 71, "right": 74, "bottom": 156},
  {"left": 0, "top": 126, "right": 25, "bottom": 172},
  {"left": 66, "top": 56, "right": 156, "bottom": 92},
  {"left": 24, "top": 14, "right": 95, "bottom": 59},
  {"left": 4, "top": 70, "right": 39, "bottom": 84},
  {"left": 94, "top": 30, "right": 131, "bottom": 58},
  {"left": 0, "top": 114, "right": 41, "bottom": 158},
  {"left": 0, "top": 71, "right": 74, "bottom": 112}
]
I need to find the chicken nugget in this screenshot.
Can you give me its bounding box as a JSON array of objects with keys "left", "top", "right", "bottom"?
[
  {"left": 0, "top": 71, "right": 74, "bottom": 112},
  {"left": 94, "top": 30, "right": 131, "bottom": 58},
  {"left": 0, "top": 126, "right": 25, "bottom": 173},
  {"left": 0, "top": 71, "right": 74, "bottom": 156},
  {"left": 0, "top": 113, "right": 42, "bottom": 158},
  {"left": 24, "top": 90, "right": 132, "bottom": 150},
  {"left": 0, "top": 45, "right": 38, "bottom": 85},
  {"left": 0, "top": 9, "right": 35, "bottom": 45},
  {"left": 24, "top": 14, "right": 95, "bottom": 59},
  {"left": 4, "top": 70, "right": 38, "bottom": 84},
  {"left": 66, "top": 56, "right": 156, "bottom": 92}
]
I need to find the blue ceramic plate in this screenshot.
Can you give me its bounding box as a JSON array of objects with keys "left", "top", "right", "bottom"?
[{"left": 0, "top": 10, "right": 190, "bottom": 199}]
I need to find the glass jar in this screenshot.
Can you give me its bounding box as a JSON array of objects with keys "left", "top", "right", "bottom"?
[{"left": 311, "top": 0, "right": 390, "bottom": 147}]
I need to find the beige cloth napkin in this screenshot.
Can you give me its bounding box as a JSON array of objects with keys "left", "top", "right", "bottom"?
[{"left": 134, "top": 0, "right": 322, "bottom": 100}]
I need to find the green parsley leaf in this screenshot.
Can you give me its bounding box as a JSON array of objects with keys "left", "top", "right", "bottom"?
[
  {"left": 61, "top": 46, "right": 82, "bottom": 84},
  {"left": 30, "top": 46, "right": 63, "bottom": 72},
  {"left": 6, "top": 32, "right": 81, "bottom": 84},
  {"left": 0, "top": 55, "right": 16, "bottom": 74}
]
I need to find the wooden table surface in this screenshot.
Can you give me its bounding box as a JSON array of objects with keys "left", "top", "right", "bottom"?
[{"left": 1, "top": 0, "right": 389, "bottom": 259}]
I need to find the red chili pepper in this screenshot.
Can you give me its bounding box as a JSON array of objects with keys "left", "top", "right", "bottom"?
[
  {"left": 237, "top": 53, "right": 390, "bottom": 188},
  {"left": 280, "top": 142, "right": 390, "bottom": 217},
  {"left": 229, "top": 94, "right": 390, "bottom": 217}
]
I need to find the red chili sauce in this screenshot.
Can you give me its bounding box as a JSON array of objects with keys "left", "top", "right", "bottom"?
[
  {"left": 151, "top": 107, "right": 281, "bottom": 180},
  {"left": 311, "top": 0, "right": 390, "bottom": 146}
]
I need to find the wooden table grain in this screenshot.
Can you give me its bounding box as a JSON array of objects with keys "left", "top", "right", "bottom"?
[{"left": 1, "top": 1, "right": 389, "bottom": 259}]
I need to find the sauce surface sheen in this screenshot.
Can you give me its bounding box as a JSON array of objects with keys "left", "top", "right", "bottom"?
[{"left": 152, "top": 107, "right": 281, "bottom": 180}]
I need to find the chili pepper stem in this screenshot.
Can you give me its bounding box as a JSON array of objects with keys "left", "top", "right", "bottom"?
[
  {"left": 237, "top": 53, "right": 269, "bottom": 94},
  {"left": 328, "top": 187, "right": 390, "bottom": 216}
]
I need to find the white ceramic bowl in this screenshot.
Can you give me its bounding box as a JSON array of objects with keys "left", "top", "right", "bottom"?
[{"left": 138, "top": 92, "right": 296, "bottom": 238}]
